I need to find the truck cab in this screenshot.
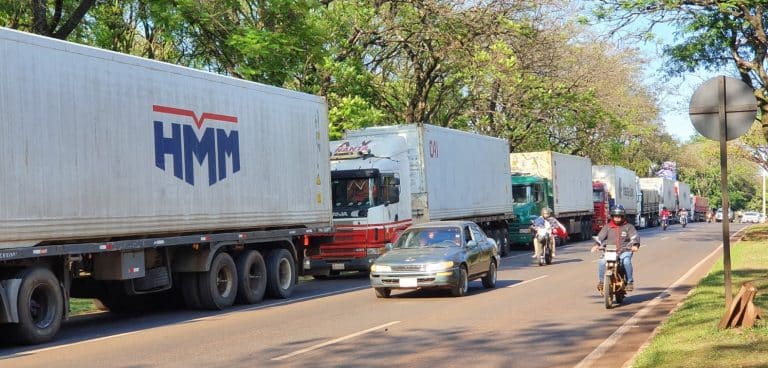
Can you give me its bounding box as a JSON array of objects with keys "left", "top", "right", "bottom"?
[
  {"left": 508, "top": 174, "right": 550, "bottom": 245},
  {"left": 592, "top": 182, "right": 609, "bottom": 233},
  {"left": 307, "top": 137, "right": 411, "bottom": 275}
]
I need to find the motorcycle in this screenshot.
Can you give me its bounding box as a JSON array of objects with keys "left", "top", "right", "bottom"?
[
  {"left": 661, "top": 217, "right": 669, "bottom": 231},
  {"left": 533, "top": 222, "right": 554, "bottom": 266},
  {"left": 680, "top": 214, "right": 688, "bottom": 228},
  {"left": 593, "top": 235, "right": 638, "bottom": 309}
]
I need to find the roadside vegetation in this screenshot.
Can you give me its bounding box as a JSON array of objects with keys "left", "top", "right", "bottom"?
[
  {"left": 632, "top": 224, "right": 768, "bottom": 368},
  {"left": 69, "top": 298, "right": 98, "bottom": 316}
]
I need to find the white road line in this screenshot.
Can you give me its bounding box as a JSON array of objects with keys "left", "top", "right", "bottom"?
[
  {"left": 506, "top": 275, "right": 548, "bottom": 288},
  {"left": 661, "top": 237, "right": 670, "bottom": 240},
  {"left": 271, "top": 321, "right": 401, "bottom": 361},
  {"left": 575, "top": 227, "right": 748, "bottom": 368},
  {"left": 9, "top": 330, "right": 147, "bottom": 357},
  {"left": 505, "top": 252, "right": 536, "bottom": 260},
  {"left": 8, "top": 285, "right": 372, "bottom": 358},
  {"left": 194, "top": 285, "right": 372, "bottom": 322}
]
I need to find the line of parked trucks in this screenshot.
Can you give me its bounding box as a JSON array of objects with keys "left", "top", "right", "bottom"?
[{"left": 0, "top": 27, "right": 704, "bottom": 344}]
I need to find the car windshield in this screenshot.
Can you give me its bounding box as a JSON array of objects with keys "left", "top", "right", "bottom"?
[{"left": 395, "top": 227, "right": 462, "bottom": 249}]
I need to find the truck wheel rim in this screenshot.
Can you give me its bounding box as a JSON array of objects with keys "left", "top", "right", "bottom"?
[
  {"left": 278, "top": 258, "right": 292, "bottom": 290},
  {"left": 216, "top": 267, "right": 234, "bottom": 298},
  {"left": 29, "top": 283, "right": 55, "bottom": 329},
  {"left": 247, "top": 264, "right": 262, "bottom": 290}
]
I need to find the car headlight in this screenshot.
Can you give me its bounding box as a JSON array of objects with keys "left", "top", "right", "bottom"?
[
  {"left": 425, "top": 261, "right": 454, "bottom": 272},
  {"left": 371, "top": 264, "right": 391, "bottom": 272}
]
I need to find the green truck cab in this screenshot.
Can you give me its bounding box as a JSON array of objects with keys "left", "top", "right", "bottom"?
[{"left": 508, "top": 174, "right": 551, "bottom": 245}]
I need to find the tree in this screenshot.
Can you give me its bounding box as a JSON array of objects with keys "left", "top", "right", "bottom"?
[
  {"left": 593, "top": 1, "right": 768, "bottom": 144},
  {"left": 0, "top": 0, "right": 95, "bottom": 39}
]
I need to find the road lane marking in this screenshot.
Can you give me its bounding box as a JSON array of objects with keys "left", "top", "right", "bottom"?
[
  {"left": 271, "top": 321, "right": 401, "bottom": 361},
  {"left": 5, "top": 285, "right": 372, "bottom": 358},
  {"left": 575, "top": 227, "right": 749, "bottom": 368},
  {"left": 506, "top": 275, "right": 548, "bottom": 288},
  {"left": 661, "top": 237, "right": 670, "bottom": 240}
]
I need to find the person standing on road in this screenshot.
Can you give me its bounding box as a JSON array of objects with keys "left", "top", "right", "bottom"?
[
  {"left": 591, "top": 207, "right": 639, "bottom": 292},
  {"left": 531, "top": 207, "right": 566, "bottom": 259}
]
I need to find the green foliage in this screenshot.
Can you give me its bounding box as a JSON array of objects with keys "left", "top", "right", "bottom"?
[{"left": 328, "top": 94, "right": 385, "bottom": 140}]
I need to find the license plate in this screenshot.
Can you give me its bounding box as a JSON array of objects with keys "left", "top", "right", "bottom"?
[
  {"left": 604, "top": 251, "right": 617, "bottom": 262},
  {"left": 399, "top": 278, "right": 418, "bottom": 287},
  {"left": 331, "top": 263, "right": 345, "bottom": 271},
  {"left": 519, "top": 229, "right": 531, "bottom": 233}
]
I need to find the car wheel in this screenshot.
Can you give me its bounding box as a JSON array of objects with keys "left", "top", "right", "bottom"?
[
  {"left": 374, "top": 288, "right": 391, "bottom": 298},
  {"left": 481, "top": 261, "right": 497, "bottom": 289},
  {"left": 451, "top": 266, "right": 469, "bottom": 297}
]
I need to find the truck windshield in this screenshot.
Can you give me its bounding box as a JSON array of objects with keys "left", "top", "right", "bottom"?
[
  {"left": 331, "top": 177, "right": 380, "bottom": 216},
  {"left": 512, "top": 185, "right": 529, "bottom": 204},
  {"left": 592, "top": 190, "right": 603, "bottom": 202}
]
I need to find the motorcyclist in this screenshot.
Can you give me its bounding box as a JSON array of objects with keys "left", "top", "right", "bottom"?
[
  {"left": 591, "top": 207, "right": 640, "bottom": 292},
  {"left": 679, "top": 208, "right": 689, "bottom": 223},
  {"left": 531, "top": 207, "right": 565, "bottom": 259},
  {"left": 661, "top": 207, "right": 671, "bottom": 225}
]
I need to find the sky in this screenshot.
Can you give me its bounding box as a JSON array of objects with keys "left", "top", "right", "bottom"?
[{"left": 579, "top": 4, "right": 730, "bottom": 142}]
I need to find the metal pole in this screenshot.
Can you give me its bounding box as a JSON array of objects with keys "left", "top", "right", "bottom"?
[
  {"left": 719, "top": 76, "right": 733, "bottom": 307},
  {"left": 762, "top": 171, "right": 765, "bottom": 220}
]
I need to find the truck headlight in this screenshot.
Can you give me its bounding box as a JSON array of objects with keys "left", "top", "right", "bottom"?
[
  {"left": 367, "top": 248, "right": 381, "bottom": 255},
  {"left": 371, "top": 264, "right": 391, "bottom": 272},
  {"left": 425, "top": 261, "right": 454, "bottom": 272}
]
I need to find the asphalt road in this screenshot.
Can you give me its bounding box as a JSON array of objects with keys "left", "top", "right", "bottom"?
[{"left": 0, "top": 222, "right": 746, "bottom": 367}]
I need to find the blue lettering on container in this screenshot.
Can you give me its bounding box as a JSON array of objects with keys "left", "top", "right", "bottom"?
[{"left": 154, "top": 121, "right": 241, "bottom": 186}]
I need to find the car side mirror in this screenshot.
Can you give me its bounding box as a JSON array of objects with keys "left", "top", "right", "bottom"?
[
  {"left": 466, "top": 240, "right": 478, "bottom": 248},
  {"left": 385, "top": 243, "right": 394, "bottom": 251}
]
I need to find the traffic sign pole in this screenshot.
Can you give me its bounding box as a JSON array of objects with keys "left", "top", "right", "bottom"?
[
  {"left": 718, "top": 76, "right": 733, "bottom": 307},
  {"left": 689, "top": 75, "right": 756, "bottom": 309}
]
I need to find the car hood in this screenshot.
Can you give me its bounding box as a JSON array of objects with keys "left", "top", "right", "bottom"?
[{"left": 376, "top": 247, "right": 463, "bottom": 265}]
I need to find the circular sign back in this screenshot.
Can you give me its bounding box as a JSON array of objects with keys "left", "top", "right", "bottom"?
[{"left": 689, "top": 76, "right": 757, "bottom": 141}]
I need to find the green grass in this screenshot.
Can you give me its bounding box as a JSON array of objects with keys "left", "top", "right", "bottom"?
[
  {"left": 69, "top": 298, "right": 98, "bottom": 315},
  {"left": 632, "top": 226, "right": 768, "bottom": 368}
]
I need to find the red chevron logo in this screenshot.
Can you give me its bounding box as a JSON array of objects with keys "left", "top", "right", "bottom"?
[{"left": 153, "top": 105, "right": 238, "bottom": 129}]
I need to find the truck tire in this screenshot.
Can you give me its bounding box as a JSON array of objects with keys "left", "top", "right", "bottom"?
[
  {"left": 235, "top": 250, "right": 267, "bottom": 305},
  {"left": 500, "top": 228, "right": 510, "bottom": 256},
  {"left": 12, "top": 267, "right": 63, "bottom": 345},
  {"left": 181, "top": 272, "right": 202, "bottom": 309},
  {"left": 198, "top": 252, "right": 238, "bottom": 310},
  {"left": 266, "top": 249, "right": 296, "bottom": 299}
]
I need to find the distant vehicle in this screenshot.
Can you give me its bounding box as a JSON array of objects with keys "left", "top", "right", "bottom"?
[
  {"left": 741, "top": 211, "right": 761, "bottom": 223},
  {"left": 715, "top": 208, "right": 734, "bottom": 222},
  {"left": 369, "top": 221, "right": 500, "bottom": 298}
]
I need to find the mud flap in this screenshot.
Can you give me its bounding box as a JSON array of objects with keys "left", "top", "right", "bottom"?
[{"left": 0, "top": 278, "right": 22, "bottom": 323}]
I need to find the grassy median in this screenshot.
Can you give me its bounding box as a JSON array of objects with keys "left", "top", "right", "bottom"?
[
  {"left": 69, "top": 298, "right": 98, "bottom": 315},
  {"left": 632, "top": 225, "right": 768, "bottom": 368}
]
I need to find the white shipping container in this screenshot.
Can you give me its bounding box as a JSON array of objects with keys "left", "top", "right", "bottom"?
[
  {"left": 639, "top": 177, "right": 677, "bottom": 212},
  {"left": 509, "top": 151, "right": 593, "bottom": 216},
  {"left": 592, "top": 165, "right": 639, "bottom": 215},
  {"left": 345, "top": 124, "right": 512, "bottom": 222},
  {"left": 676, "top": 182, "right": 693, "bottom": 211},
  {"left": 0, "top": 28, "right": 331, "bottom": 249}
]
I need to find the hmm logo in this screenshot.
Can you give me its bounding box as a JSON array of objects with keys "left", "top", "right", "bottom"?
[{"left": 153, "top": 105, "right": 240, "bottom": 186}]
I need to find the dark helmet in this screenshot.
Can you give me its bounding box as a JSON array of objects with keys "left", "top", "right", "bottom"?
[
  {"left": 541, "top": 207, "right": 553, "bottom": 218},
  {"left": 610, "top": 206, "right": 626, "bottom": 217}
]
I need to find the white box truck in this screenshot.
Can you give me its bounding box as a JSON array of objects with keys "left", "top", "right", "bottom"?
[
  {"left": 676, "top": 181, "right": 693, "bottom": 214},
  {"left": 0, "top": 27, "right": 331, "bottom": 344},
  {"left": 508, "top": 151, "right": 594, "bottom": 242},
  {"left": 308, "top": 124, "right": 515, "bottom": 274},
  {"left": 592, "top": 165, "right": 640, "bottom": 231},
  {"left": 639, "top": 177, "right": 677, "bottom": 214}
]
